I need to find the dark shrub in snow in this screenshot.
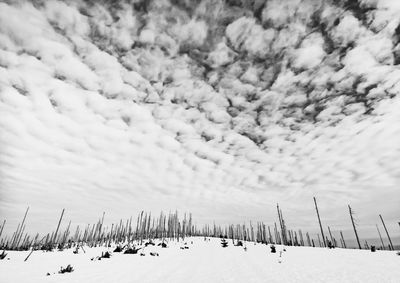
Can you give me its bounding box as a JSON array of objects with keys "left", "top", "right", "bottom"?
[
  {"left": 59, "top": 264, "right": 74, "bottom": 274},
  {"left": 145, "top": 241, "right": 155, "bottom": 247},
  {"left": 235, "top": 240, "right": 243, "bottom": 246},
  {"left": 124, "top": 247, "right": 141, "bottom": 254},
  {"left": 113, "top": 246, "right": 123, "bottom": 252},
  {"left": 101, "top": 251, "right": 111, "bottom": 258},
  {"left": 40, "top": 243, "right": 53, "bottom": 252}
]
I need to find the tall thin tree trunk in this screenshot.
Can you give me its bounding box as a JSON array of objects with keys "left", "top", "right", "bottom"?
[
  {"left": 313, "top": 197, "right": 326, "bottom": 247},
  {"left": 268, "top": 226, "right": 273, "bottom": 243},
  {"left": 376, "top": 224, "right": 385, "bottom": 250},
  {"left": 0, "top": 220, "right": 5, "bottom": 240},
  {"left": 52, "top": 208, "right": 65, "bottom": 245},
  {"left": 348, "top": 205, "right": 361, "bottom": 249},
  {"left": 340, "top": 231, "right": 346, "bottom": 249},
  {"left": 379, "top": 215, "right": 393, "bottom": 250},
  {"left": 277, "top": 204, "right": 286, "bottom": 245},
  {"left": 328, "top": 226, "right": 335, "bottom": 247},
  {"left": 12, "top": 207, "right": 29, "bottom": 249}
]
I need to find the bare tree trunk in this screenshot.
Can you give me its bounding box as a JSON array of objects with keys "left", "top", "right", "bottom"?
[
  {"left": 299, "top": 230, "right": 304, "bottom": 246},
  {"left": 340, "top": 231, "right": 346, "bottom": 249},
  {"left": 379, "top": 215, "right": 393, "bottom": 250},
  {"left": 52, "top": 208, "right": 65, "bottom": 245},
  {"left": 13, "top": 207, "right": 29, "bottom": 249},
  {"left": 328, "top": 226, "right": 335, "bottom": 247},
  {"left": 274, "top": 222, "right": 279, "bottom": 244},
  {"left": 313, "top": 197, "right": 326, "bottom": 247},
  {"left": 376, "top": 224, "right": 385, "bottom": 250},
  {"left": 0, "top": 220, "right": 5, "bottom": 240},
  {"left": 277, "top": 204, "right": 285, "bottom": 245},
  {"left": 306, "top": 232, "right": 311, "bottom": 246},
  {"left": 348, "top": 205, "right": 361, "bottom": 249},
  {"left": 268, "top": 226, "right": 273, "bottom": 244}
]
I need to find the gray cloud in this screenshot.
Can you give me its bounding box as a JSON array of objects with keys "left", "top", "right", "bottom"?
[{"left": 0, "top": 0, "right": 399, "bottom": 239}]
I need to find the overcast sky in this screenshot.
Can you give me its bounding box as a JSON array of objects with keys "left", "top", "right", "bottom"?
[{"left": 0, "top": 0, "right": 399, "bottom": 242}]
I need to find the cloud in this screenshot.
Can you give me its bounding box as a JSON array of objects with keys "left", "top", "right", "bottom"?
[
  {"left": 0, "top": 0, "right": 399, "bottom": 240},
  {"left": 292, "top": 34, "right": 325, "bottom": 69}
]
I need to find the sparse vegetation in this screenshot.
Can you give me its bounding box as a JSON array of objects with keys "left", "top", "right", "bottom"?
[
  {"left": 59, "top": 264, "right": 74, "bottom": 274},
  {"left": 0, "top": 198, "right": 398, "bottom": 253}
]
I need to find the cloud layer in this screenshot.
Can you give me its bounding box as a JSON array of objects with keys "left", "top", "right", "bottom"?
[{"left": 0, "top": 0, "right": 399, "bottom": 239}]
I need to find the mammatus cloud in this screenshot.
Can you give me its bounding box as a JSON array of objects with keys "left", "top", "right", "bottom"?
[{"left": 0, "top": 0, "right": 399, "bottom": 240}]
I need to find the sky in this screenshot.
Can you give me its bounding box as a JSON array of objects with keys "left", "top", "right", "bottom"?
[{"left": 0, "top": 0, "right": 399, "bottom": 243}]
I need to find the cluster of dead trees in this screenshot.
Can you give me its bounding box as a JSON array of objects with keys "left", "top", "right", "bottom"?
[{"left": 0, "top": 199, "right": 398, "bottom": 254}]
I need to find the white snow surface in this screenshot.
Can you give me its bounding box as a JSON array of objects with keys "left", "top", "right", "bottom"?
[{"left": 1, "top": 237, "right": 399, "bottom": 283}]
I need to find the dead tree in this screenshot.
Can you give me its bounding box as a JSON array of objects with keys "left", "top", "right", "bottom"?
[
  {"left": 12, "top": 207, "right": 29, "bottom": 249},
  {"left": 0, "top": 220, "right": 5, "bottom": 240},
  {"left": 306, "top": 232, "right": 311, "bottom": 246},
  {"left": 52, "top": 209, "right": 65, "bottom": 245},
  {"left": 379, "top": 215, "right": 394, "bottom": 250},
  {"left": 268, "top": 226, "right": 273, "bottom": 244},
  {"left": 376, "top": 224, "right": 385, "bottom": 250},
  {"left": 340, "top": 231, "right": 346, "bottom": 249},
  {"left": 348, "top": 205, "right": 361, "bottom": 249},
  {"left": 328, "top": 226, "right": 335, "bottom": 247},
  {"left": 313, "top": 197, "right": 326, "bottom": 247},
  {"left": 277, "top": 204, "right": 287, "bottom": 245}
]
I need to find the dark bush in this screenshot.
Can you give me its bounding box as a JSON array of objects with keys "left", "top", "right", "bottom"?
[
  {"left": 59, "top": 264, "right": 74, "bottom": 274},
  {"left": 101, "top": 251, "right": 111, "bottom": 258},
  {"left": 124, "top": 247, "right": 141, "bottom": 254},
  {"left": 113, "top": 246, "right": 123, "bottom": 252},
  {"left": 235, "top": 240, "right": 243, "bottom": 246},
  {"left": 145, "top": 241, "right": 155, "bottom": 247}
]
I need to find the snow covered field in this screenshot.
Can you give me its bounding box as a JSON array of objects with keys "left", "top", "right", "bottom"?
[{"left": 1, "top": 237, "right": 399, "bottom": 283}]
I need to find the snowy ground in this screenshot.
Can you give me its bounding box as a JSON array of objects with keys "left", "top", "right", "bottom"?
[{"left": 1, "top": 237, "right": 399, "bottom": 283}]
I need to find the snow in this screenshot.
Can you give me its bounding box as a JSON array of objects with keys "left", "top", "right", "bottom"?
[
  {"left": 1, "top": 237, "right": 399, "bottom": 283},
  {"left": 0, "top": 0, "right": 399, "bottom": 243}
]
